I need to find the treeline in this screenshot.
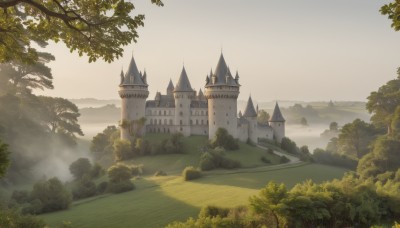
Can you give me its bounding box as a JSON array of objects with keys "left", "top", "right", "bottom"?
[{"left": 0, "top": 54, "right": 83, "bottom": 185}]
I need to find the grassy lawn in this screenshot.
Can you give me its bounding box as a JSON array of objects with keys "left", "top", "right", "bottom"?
[
  {"left": 40, "top": 163, "right": 348, "bottom": 228},
  {"left": 119, "top": 134, "right": 281, "bottom": 175}
]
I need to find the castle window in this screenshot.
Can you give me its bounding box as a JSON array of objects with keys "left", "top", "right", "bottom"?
[
  {"left": 158, "top": 119, "right": 161, "bottom": 125},
  {"left": 201, "top": 120, "right": 204, "bottom": 125},
  {"left": 158, "top": 128, "right": 160, "bottom": 133},
  {"left": 180, "top": 111, "right": 183, "bottom": 116},
  {"left": 180, "top": 127, "right": 183, "bottom": 131},
  {"left": 213, "top": 112, "right": 215, "bottom": 115},
  {"left": 279, "top": 123, "right": 281, "bottom": 126},
  {"left": 180, "top": 104, "right": 182, "bottom": 108},
  {"left": 226, "top": 113, "right": 228, "bottom": 116},
  {"left": 227, "top": 121, "right": 229, "bottom": 125},
  {"left": 150, "top": 119, "right": 153, "bottom": 125},
  {"left": 159, "top": 110, "right": 161, "bottom": 115},
  {"left": 180, "top": 120, "right": 183, "bottom": 125},
  {"left": 164, "top": 111, "right": 166, "bottom": 115},
  {"left": 168, "top": 128, "right": 170, "bottom": 133},
  {"left": 196, "top": 119, "right": 198, "bottom": 125},
  {"left": 164, "top": 119, "right": 167, "bottom": 124},
  {"left": 169, "top": 119, "right": 173, "bottom": 125},
  {"left": 213, "top": 121, "right": 215, "bottom": 125},
  {"left": 190, "top": 120, "right": 193, "bottom": 125}
]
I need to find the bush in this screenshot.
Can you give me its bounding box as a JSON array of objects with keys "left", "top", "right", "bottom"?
[
  {"left": 69, "top": 158, "right": 92, "bottom": 180},
  {"left": 199, "top": 205, "right": 230, "bottom": 218},
  {"left": 260, "top": 156, "right": 271, "bottom": 164},
  {"left": 153, "top": 133, "right": 185, "bottom": 155},
  {"left": 210, "top": 128, "right": 239, "bottom": 150},
  {"left": 199, "top": 149, "right": 240, "bottom": 171},
  {"left": 11, "top": 190, "right": 30, "bottom": 204},
  {"left": 280, "top": 137, "right": 299, "bottom": 154},
  {"left": 107, "top": 163, "right": 132, "bottom": 183},
  {"left": 312, "top": 148, "right": 357, "bottom": 170},
  {"left": 21, "top": 199, "right": 42, "bottom": 215},
  {"left": 90, "top": 163, "right": 105, "bottom": 179},
  {"left": 220, "top": 158, "right": 241, "bottom": 169},
  {"left": 267, "top": 148, "right": 274, "bottom": 155},
  {"left": 113, "top": 139, "right": 133, "bottom": 161},
  {"left": 154, "top": 170, "right": 167, "bottom": 176},
  {"left": 0, "top": 209, "right": 46, "bottom": 228},
  {"left": 30, "top": 177, "right": 72, "bottom": 213},
  {"left": 199, "top": 152, "right": 216, "bottom": 171},
  {"left": 72, "top": 175, "right": 97, "bottom": 200},
  {"left": 97, "top": 181, "right": 109, "bottom": 194},
  {"left": 280, "top": 155, "right": 290, "bottom": 164},
  {"left": 182, "top": 166, "right": 201, "bottom": 181},
  {"left": 107, "top": 180, "right": 135, "bottom": 193}
]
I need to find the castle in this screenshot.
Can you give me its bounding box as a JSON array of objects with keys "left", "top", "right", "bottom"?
[{"left": 118, "top": 53, "right": 285, "bottom": 143}]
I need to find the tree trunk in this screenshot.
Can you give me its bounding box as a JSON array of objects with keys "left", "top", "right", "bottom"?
[{"left": 272, "top": 212, "right": 279, "bottom": 228}]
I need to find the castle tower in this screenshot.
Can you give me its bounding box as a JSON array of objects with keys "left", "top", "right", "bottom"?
[
  {"left": 243, "top": 96, "right": 258, "bottom": 143},
  {"left": 205, "top": 53, "right": 240, "bottom": 139},
  {"left": 174, "top": 66, "right": 195, "bottom": 136},
  {"left": 269, "top": 102, "right": 285, "bottom": 143},
  {"left": 167, "top": 79, "right": 174, "bottom": 96},
  {"left": 118, "top": 56, "right": 149, "bottom": 140}
]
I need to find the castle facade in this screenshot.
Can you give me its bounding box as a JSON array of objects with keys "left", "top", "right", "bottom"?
[{"left": 118, "top": 53, "right": 285, "bottom": 143}]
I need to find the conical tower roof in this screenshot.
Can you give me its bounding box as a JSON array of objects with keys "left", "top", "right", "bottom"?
[
  {"left": 207, "top": 53, "right": 239, "bottom": 87},
  {"left": 174, "top": 66, "right": 194, "bottom": 92},
  {"left": 269, "top": 102, "right": 285, "bottom": 122},
  {"left": 122, "top": 56, "right": 146, "bottom": 85},
  {"left": 243, "top": 96, "right": 257, "bottom": 117},
  {"left": 167, "top": 79, "right": 174, "bottom": 91},
  {"left": 198, "top": 88, "right": 205, "bottom": 100}
]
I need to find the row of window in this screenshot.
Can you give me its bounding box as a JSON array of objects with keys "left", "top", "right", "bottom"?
[
  {"left": 148, "top": 109, "right": 208, "bottom": 116},
  {"left": 149, "top": 119, "right": 209, "bottom": 125}
]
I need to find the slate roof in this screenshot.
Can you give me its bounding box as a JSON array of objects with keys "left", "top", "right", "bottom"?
[
  {"left": 206, "top": 53, "right": 239, "bottom": 87},
  {"left": 174, "top": 67, "right": 195, "bottom": 92},
  {"left": 243, "top": 96, "right": 257, "bottom": 117},
  {"left": 269, "top": 102, "right": 285, "bottom": 122},
  {"left": 121, "top": 56, "right": 147, "bottom": 86}
]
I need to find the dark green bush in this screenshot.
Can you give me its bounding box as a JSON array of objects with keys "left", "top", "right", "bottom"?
[
  {"left": 11, "top": 190, "right": 30, "bottom": 204},
  {"left": 199, "top": 205, "right": 230, "bottom": 218},
  {"left": 0, "top": 209, "right": 46, "bottom": 228},
  {"left": 280, "top": 155, "right": 290, "bottom": 164},
  {"left": 21, "top": 199, "right": 42, "bottom": 215},
  {"left": 260, "top": 156, "right": 271, "bottom": 164},
  {"left": 199, "top": 152, "right": 216, "bottom": 171},
  {"left": 97, "top": 181, "right": 109, "bottom": 194},
  {"left": 72, "top": 176, "right": 97, "bottom": 200},
  {"left": 90, "top": 163, "right": 105, "bottom": 179},
  {"left": 69, "top": 158, "right": 92, "bottom": 180},
  {"left": 267, "top": 148, "right": 274, "bottom": 154},
  {"left": 107, "top": 163, "right": 132, "bottom": 183},
  {"left": 182, "top": 166, "right": 201, "bottom": 181},
  {"left": 210, "top": 128, "right": 239, "bottom": 150},
  {"left": 107, "top": 180, "right": 135, "bottom": 193},
  {"left": 199, "top": 149, "right": 240, "bottom": 171}
]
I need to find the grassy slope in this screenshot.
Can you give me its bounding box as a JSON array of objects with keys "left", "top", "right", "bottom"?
[
  {"left": 117, "top": 134, "right": 282, "bottom": 175},
  {"left": 40, "top": 164, "right": 347, "bottom": 228}
]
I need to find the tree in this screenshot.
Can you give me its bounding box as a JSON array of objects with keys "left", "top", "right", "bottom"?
[
  {"left": 90, "top": 125, "right": 118, "bottom": 154},
  {"left": 366, "top": 69, "right": 400, "bottom": 135},
  {"left": 69, "top": 158, "right": 92, "bottom": 180},
  {"left": 381, "top": 1, "right": 400, "bottom": 31},
  {"left": 330, "top": 122, "right": 339, "bottom": 131},
  {"left": 210, "top": 128, "right": 239, "bottom": 150},
  {"left": 0, "top": 52, "right": 54, "bottom": 95},
  {"left": 113, "top": 139, "right": 132, "bottom": 161},
  {"left": 249, "top": 181, "right": 288, "bottom": 228},
  {"left": 337, "top": 119, "right": 379, "bottom": 159},
  {"left": 0, "top": 140, "right": 10, "bottom": 177},
  {"left": 30, "top": 177, "right": 72, "bottom": 213},
  {"left": 107, "top": 163, "right": 132, "bottom": 183},
  {"left": 0, "top": 0, "right": 164, "bottom": 63},
  {"left": 257, "top": 110, "right": 270, "bottom": 125},
  {"left": 38, "top": 96, "right": 83, "bottom": 137}
]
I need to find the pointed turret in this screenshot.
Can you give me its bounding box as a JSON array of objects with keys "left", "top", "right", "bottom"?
[
  {"left": 269, "top": 102, "right": 285, "bottom": 122},
  {"left": 235, "top": 71, "right": 239, "bottom": 84},
  {"left": 167, "top": 79, "right": 174, "bottom": 95},
  {"left": 142, "top": 70, "right": 147, "bottom": 84},
  {"left": 243, "top": 96, "right": 257, "bottom": 117},
  {"left": 198, "top": 88, "right": 205, "bottom": 100},
  {"left": 214, "top": 53, "right": 228, "bottom": 84},
  {"left": 119, "top": 69, "right": 124, "bottom": 85},
  {"left": 174, "top": 66, "right": 194, "bottom": 92},
  {"left": 122, "top": 56, "right": 146, "bottom": 85}
]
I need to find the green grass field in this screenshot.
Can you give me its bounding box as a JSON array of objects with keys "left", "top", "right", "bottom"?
[
  {"left": 101, "top": 134, "right": 283, "bottom": 175},
  {"left": 40, "top": 163, "right": 348, "bottom": 228}
]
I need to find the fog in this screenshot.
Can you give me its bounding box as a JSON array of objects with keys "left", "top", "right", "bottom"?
[{"left": 286, "top": 124, "right": 331, "bottom": 152}]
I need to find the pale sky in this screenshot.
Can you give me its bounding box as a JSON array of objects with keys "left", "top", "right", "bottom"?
[{"left": 37, "top": 0, "right": 400, "bottom": 102}]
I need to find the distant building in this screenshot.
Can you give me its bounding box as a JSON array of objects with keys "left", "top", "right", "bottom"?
[{"left": 118, "top": 53, "right": 285, "bottom": 142}]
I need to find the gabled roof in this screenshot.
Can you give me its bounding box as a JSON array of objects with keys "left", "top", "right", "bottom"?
[
  {"left": 121, "top": 56, "right": 147, "bottom": 86},
  {"left": 269, "top": 102, "right": 285, "bottom": 122},
  {"left": 243, "top": 96, "right": 257, "bottom": 117},
  {"left": 174, "top": 66, "right": 194, "bottom": 92}
]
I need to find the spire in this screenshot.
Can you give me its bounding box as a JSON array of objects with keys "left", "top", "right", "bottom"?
[
  {"left": 123, "top": 55, "right": 146, "bottom": 85},
  {"left": 119, "top": 69, "right": 124, "bottom": 85},
  {"left": 205, "top": 74, "right": 210, "bottom": 85},
  {"left": 142, "top": 69, "right": 147, "bottom": 84},
  {"left": 269, "top": 102, "right": 285, "bottom": 122},
  {"left": 243, "top": 96, "right": 257, "bottom": 117},
  {"left": 235, "top": 70, "right": 239, "bottom": 82},
  {"left": 174, "top": 66, "right": 194, "bottom": 92},
  {"left": 198, "top": 88, "right": 205, "bottom": 100},
  {"left": 214, "top": 53, "right": 228, "bottom": 84}
]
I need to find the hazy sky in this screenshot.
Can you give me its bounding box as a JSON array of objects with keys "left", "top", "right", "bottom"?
[{"left": 37, "top": 0, "right": 400, "bottom": 102}]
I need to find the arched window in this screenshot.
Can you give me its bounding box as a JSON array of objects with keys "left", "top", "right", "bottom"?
[{"left": 169, "top": 119, "right": 173, "bottom": 125}]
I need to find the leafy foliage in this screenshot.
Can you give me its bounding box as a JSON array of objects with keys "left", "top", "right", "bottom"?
[
  {"left": 199, "top": 147, "right": 241, "bottom": 171},
  {"left": 107, "top": 163, "right": 134, "bottom": 193},
  {"left": 182, "top": 166, "right": 201, "bottom": 181},
  {"left": 312, "top": 148, "right": 358, "bottom": 170},
  {"left": 257, "top": 110, "right": 270, "bottom": 125},
  {"left": 0, "top": 0, "right": 164, "bottom": 63},
  {"left": 69, "top": 158, "right": 92, "bottom": 180},
  {"left": 0, "top": 209, "right": 46, "bottom": 228},
  {"left": 381, "top": 2, "right": 400, "bottom": 31},
  {"left": 0, "top": 140, "right": 10, "bottom": 177},
  {"left": 113, "top": 139, "right": 132, "bottom": 161},
  {"left": 210, "top": 128, "right": 239, "bottom": 150}
]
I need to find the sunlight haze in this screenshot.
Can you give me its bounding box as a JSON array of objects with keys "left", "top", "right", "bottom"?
[{"left": 37, "top": 0, "right": 400, "bottom": 102}]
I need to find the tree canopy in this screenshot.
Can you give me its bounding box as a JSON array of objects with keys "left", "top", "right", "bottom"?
[
  {"left": 381, "top": 1, "right": 400, "bottom": 31},
  {"left": 0, "top": 0, "right": 163, "bottom": 63}
]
